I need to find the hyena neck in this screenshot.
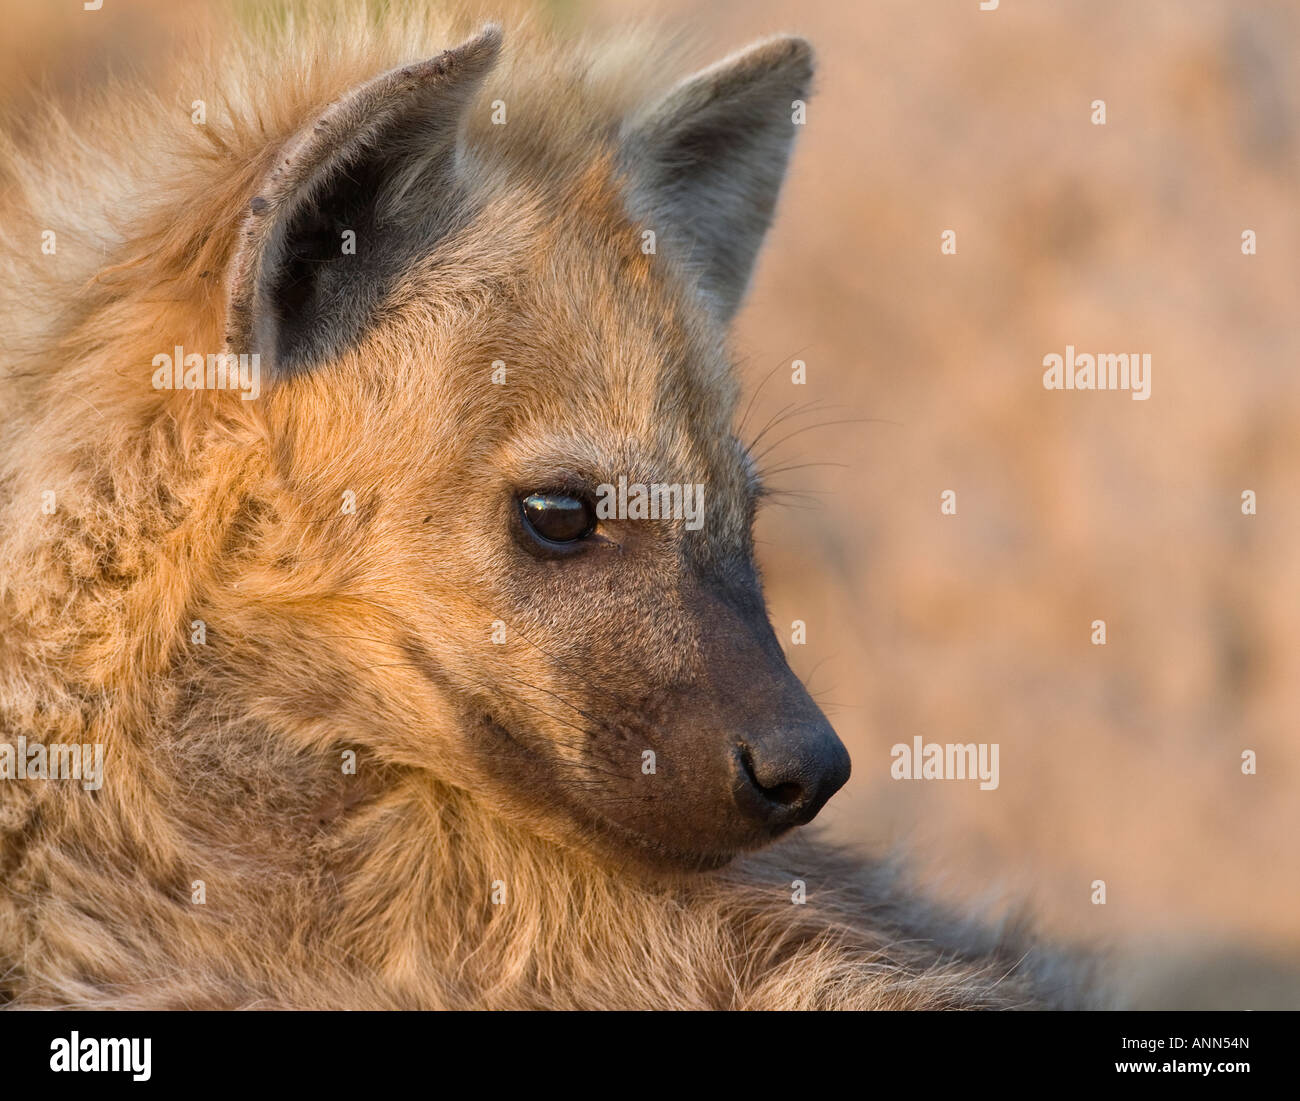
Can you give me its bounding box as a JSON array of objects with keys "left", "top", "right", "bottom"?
[
  {"left": 4, "top": 727, "right": 1075, "bottom": 1009},
  {"left": 307, "top": 770, "right": 1073, "bottom": 1009}
]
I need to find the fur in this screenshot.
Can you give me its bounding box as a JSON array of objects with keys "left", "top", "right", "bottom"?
[{"left": 0, "top": 0, "right": 1095, "bottom": 1009}]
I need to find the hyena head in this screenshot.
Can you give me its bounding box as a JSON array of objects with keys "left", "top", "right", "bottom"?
[{"left": 225, "top": 24, "right": 848, "bottom": 872}]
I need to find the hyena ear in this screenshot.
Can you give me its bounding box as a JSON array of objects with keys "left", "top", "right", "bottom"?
[
  {"left": 225, "top": 25, "right": 502, "bottom": 375},
  {"left": 619, "top": 35, "right": 813, "bottom": 323}
]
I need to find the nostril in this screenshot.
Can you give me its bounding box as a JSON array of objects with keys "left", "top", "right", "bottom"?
[
  {"left": 762, "top": 780, "right": 803, "bottom": 807},
  {"left": 735, "top": 731, "right": 850, "bottom": 830},
  {"left": 739, "top": 745, "right": 805, "bottom": 809}
]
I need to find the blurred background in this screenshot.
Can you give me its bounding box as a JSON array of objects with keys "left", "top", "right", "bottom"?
[{"left": 4, "top": 0, "right": 1296, "bottom": 1007}]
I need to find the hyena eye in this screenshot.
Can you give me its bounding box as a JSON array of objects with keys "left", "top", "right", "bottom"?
[{"left": 518, "top": 492, "right": 596, "bottom": 546}]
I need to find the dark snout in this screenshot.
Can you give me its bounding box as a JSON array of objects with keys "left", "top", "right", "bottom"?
[
  {"left": 733, "top": 720, "right": 851, "bottom": 831},
  {"left": 571, "top": 574, "right": 855, "bottom": 869},
  {"left": 690, "top": 577, "right": 852, "bottom": 843}
]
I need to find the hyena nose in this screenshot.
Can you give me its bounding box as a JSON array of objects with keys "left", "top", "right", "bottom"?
[{"left": 733, "top": 724, "right": 852, "bottom": 830}]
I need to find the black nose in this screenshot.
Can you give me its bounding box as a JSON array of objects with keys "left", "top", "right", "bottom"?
[{"left": 733, "top": 724, "right": 851, "bottom": 830}]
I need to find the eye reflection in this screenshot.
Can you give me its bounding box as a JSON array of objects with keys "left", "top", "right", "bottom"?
[{"left": 519, "top": 492, "right": 595, "bottom": 545}]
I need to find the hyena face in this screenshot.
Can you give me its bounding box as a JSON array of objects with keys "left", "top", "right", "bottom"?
[{"left": 227, "top": 26, "right": 848, "bottom": 871}]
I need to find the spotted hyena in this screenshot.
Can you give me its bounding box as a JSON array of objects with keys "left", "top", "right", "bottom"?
[{"left": 0, "top": 4, "right": 1093, "bottom": 1009}]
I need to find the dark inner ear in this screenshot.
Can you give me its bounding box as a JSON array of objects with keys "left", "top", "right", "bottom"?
[
  {"left": 265, "top": 152, "right": 396, "bottom": 373},
  {"left": 229, "top": 28, "right": 503, "bottom": 377}
]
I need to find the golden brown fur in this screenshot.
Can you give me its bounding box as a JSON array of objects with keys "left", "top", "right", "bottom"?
[{"left": 0, "top": 1, "right": 1094, "bottom": 1009}]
